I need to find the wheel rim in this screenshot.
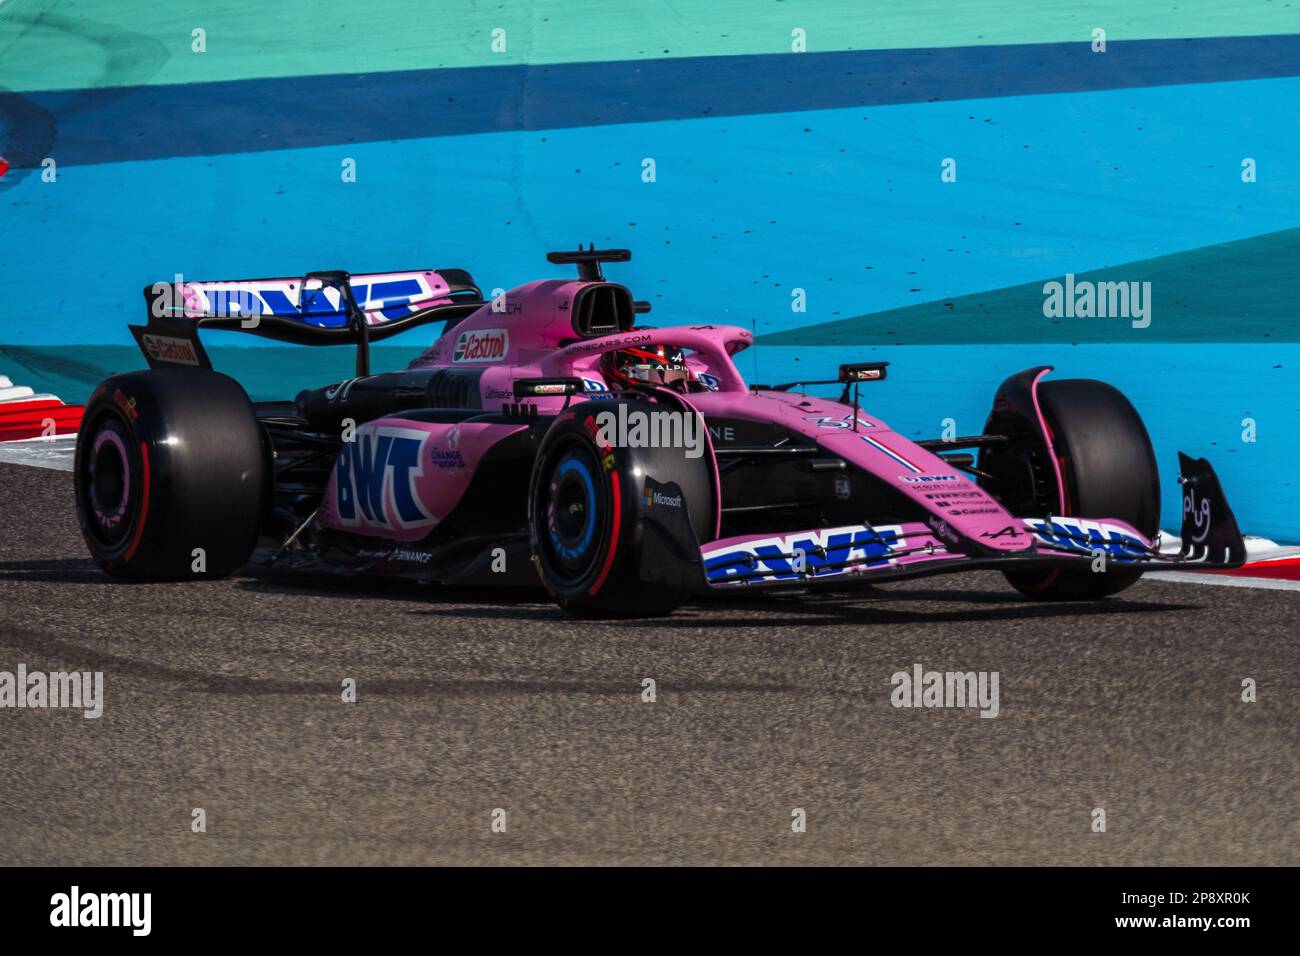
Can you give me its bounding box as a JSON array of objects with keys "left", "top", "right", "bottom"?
[
  {"left": 81, "top": 415, "right": 134, "bottom": 547},
  {"left": 539, "top": 442, "right": 606, "bottom": 583}
]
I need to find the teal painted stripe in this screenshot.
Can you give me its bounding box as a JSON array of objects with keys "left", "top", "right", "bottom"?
[
  {"left": 760, "top": 228, "right": 1300, "bottom": 345},
  {"left": 4, "top": 0, "right": 1297, "bottom": 91}
]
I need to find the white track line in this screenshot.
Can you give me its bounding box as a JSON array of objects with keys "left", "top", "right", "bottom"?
[
  {"left": 1144, "top": 571, "right": 1300, "bottom": 592},
  {"left": 0, "top": 435, "right": 76, "bottom": 471}
]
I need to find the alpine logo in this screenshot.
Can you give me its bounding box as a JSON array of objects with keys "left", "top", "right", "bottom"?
[
  {"left": 980, "top": 525, "right": 1024, "bottom": 539},
  {"left": 334, "top": 425, "right": 437, "bottom": 530},
  {"left": 453, "top": 328, "right": 509, "bottom": 363}
]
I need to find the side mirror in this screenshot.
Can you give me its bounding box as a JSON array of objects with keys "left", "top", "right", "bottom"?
[{"left": 838, "top": 361, "right": 889, "bottom": 383}]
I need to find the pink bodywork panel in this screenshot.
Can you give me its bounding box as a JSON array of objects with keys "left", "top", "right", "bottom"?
[{"left": 319, "top": 417, "right": 527, "bottom": 541}]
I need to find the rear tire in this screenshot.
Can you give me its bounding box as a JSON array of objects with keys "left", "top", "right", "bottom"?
[
  {"left": 1000, "top": 379, "right": 1159, "bottom": 600},
  {"left": 74, "top": 369, "right": 268, "bottom": 580}
]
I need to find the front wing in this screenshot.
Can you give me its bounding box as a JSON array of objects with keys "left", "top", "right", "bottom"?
[{"left": 695, "top": 453, "right": 1246, "bottom": 591}]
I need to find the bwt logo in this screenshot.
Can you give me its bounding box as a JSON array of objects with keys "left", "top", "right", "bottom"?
[
  {"left": 1024, "top": 517, "right": 1146, "bottom": 560},
  {"left": 703, "top": 524, "right": 903, "bottom": 582},
  {"left": 453, "top": 328, "right": 509, "bottom": 362},
  {"left": 154, "top": 276, "right": 431, "bottom": 319},
  {"left": 335, "top": 425, "right": 437, "bottom": 530}
]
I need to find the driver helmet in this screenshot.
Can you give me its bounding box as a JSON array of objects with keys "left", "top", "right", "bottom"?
[{"left": 602, "top": 342, "right": 690, "bottom": 390}]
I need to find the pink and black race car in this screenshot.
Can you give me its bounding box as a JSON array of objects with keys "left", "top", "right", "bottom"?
[{"left": 75, "top": 248, "right": 1246, "bottom": 616}]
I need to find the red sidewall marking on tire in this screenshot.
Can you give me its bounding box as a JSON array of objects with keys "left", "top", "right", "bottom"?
[
  {"left": 587, "top": 471, "right": 621, "bottom": 597},
  {"left": 123, "top": 440, "right": 151, "bottom": 561}
]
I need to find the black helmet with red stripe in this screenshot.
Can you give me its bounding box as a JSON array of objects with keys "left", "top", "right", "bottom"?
[{"left": 602, "top": 341, "right": 690, "bottom": 391}]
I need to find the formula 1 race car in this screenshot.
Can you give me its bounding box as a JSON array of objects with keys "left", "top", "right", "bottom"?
[{"left": 74, "top": 247, "right": 1247, "bottom": 616}]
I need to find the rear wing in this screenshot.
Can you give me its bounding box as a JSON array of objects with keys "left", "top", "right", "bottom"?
[{"left": 130, "top": 268, "right": 484, "bottom": 376}]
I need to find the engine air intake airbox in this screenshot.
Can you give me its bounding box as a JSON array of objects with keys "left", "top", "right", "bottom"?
[{"left": 571, "top": 282, "right": 634, "bottom": 338}]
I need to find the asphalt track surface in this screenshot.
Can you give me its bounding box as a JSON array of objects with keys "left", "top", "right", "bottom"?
[{"left": 0, "top": 461, "right": 1295, "bottom": 866}]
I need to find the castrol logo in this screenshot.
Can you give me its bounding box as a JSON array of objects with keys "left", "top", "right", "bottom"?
[{"left": 453, "top": 328, "right": 509, "bottom": 362}]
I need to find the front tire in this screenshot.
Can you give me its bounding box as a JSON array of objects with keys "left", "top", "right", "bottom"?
[
  {"left": 996, "top": 379, "right": 1159, "bottom": 600},
  {"left": 528, "top": 401, "right": 715, "bottom": 617},
  {"left": 74, "top": 369, "right": 268, "bottom": 580}
]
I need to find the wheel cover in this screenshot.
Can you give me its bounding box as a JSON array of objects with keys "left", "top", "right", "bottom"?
[
  {"left": 539, "top": 442, "right": 606, "bottom": 583},
  {"left": 80, "top": 413, "right": 136, "bottom": 548}
]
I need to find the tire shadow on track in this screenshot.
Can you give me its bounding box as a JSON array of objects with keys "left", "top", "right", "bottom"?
[
  {"left": 0, "top": 557, "right": 1199, "bottom": 628},
  {"left": 408, "top": 597, "right": 1199, "bottom": 629},
  {"left": 245, "top": 567, "right": 1198, "bottom": 627}
]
